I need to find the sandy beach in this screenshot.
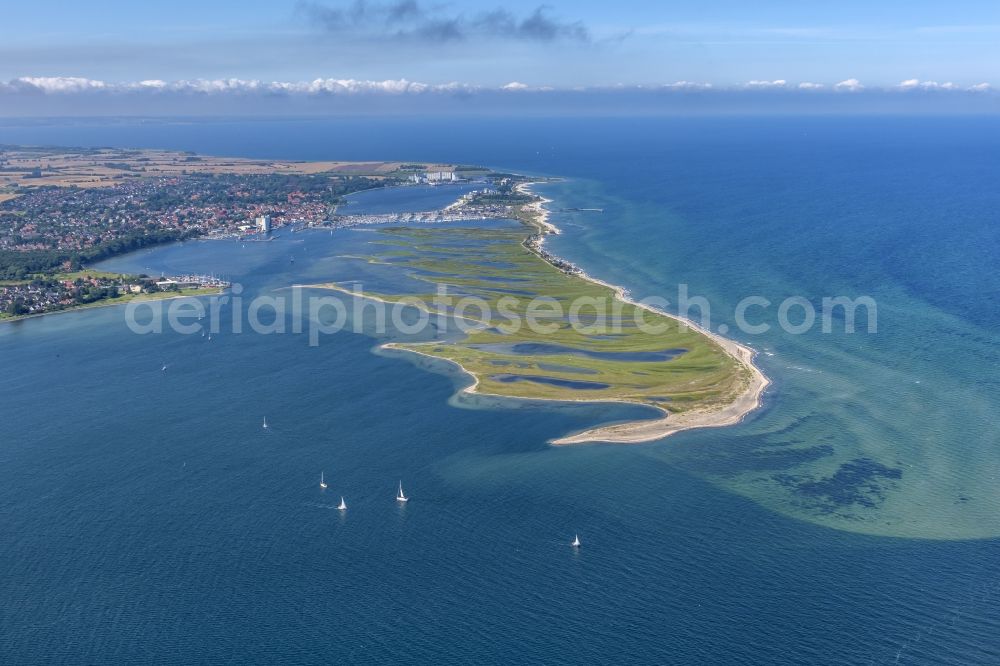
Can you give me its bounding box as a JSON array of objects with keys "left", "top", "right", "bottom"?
[
  {"left": 508, "top": 182, "right": 770, "bottom": 444},
  {"left": 514, "top": 182, "right": 561, "bottom": 234}
]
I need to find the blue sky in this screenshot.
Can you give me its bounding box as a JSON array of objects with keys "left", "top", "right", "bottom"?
[
  {"left": 2, "top": 1, "right": 1000, "bottom": 115},
  {"left": 3, "top": 0, "right": 1000, "bottom": 86}
]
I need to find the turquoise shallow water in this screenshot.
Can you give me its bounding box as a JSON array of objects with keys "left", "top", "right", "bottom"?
[{"left": 1, "top": 117, "right": 999, "bottom": 663}]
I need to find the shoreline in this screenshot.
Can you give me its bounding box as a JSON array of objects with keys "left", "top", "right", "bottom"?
[
  {"left": 0, "top": 288, "right": 225, "bottom": 325},
  {"left": 513, "top": 181, "right": 560, "bottom": 234},
  {"left": 515, "top": 181, "right": 770, "bottom": 444},
  {"left": 308, "top": 179, "right": 770, "bottom": 445},
  {"left": 305, "top": 280, "right": 767, "bottom": 445}
]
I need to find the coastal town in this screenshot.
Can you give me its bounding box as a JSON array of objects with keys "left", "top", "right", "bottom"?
[
  {"left": 0, "top": 167, "right": 385, "bottom": 276},
  {"left": 0, "top": 159, "right": 365, "bottom": 316},
  {"left": 0, "top": 272, "right": 229, "bottom": 319},
  {"left": 0, "top": 145, "right": 542, "bottom": 318},
  {"left": 0, "top": 145, "right": 488, "bottom": 275}
]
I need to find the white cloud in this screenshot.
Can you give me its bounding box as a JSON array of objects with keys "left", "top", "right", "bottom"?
[
  {"left": 661, "top": 81, "right": 713, "bottom": 90},
  {"left": 897, "top": 79, "right": 959, "bottom": 91},
  {"left": 834, "top": 78, "right": 864, "bottom": 91},
  {"left": 179, "top": 79, "right": 263, "bottom": 94},
  {"left": 3, "top": 76, "right": 472, "bottom": 96},
  {"left": 293, "top": 78, "right": 434, "bottom": 94},
  {"left": 15, "top": 76, "right": 109, "bottom": 93},
  {"left": 1, "top": 76, "right": 994, "bottom": 99}
]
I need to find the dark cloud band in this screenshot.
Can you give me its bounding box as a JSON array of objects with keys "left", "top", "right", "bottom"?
[{"left": 297, "top": 1, "right": 591, "bottom": 43}]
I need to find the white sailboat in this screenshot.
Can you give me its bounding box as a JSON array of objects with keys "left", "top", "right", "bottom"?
[
  {"left": 571, "top": 534, "right": 581, "bottom": 548},
  {"left": 319, "top": 471, "right": 327, "bottom": 490},
  {"left": 396, "top": 481, "right": 408, "bottom": 503},
  {"left": 262, "top": 416, "right": 269, "bottom": 430},
  {"left": 337, "top": 496, "right": 347, "bottom": 511}
]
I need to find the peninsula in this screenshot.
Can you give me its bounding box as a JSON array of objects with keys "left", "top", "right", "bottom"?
[{"left": 310, "top": 178, "right": 768, "bottom": 445}]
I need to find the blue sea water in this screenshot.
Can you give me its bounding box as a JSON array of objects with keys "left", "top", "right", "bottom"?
[{"left": 1, "top": 117, "right": 999, "bottom": 663}]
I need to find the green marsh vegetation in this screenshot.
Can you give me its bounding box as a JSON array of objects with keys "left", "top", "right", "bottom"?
[{"left": 328, "top": 225, "right": 752, "bottom": 412}]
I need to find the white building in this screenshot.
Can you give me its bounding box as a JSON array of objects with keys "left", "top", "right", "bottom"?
[{"left": 256, "top": 215, "right": 272, "bottom": 232}]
